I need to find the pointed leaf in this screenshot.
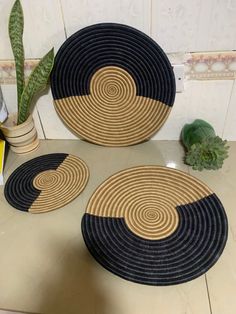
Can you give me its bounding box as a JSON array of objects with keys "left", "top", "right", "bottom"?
[
  {"left": 9, "top": 0, "right": 24, "bottom": 109},
  {"left": 18, "top": 48, "right": 54, "bottom": 124}
]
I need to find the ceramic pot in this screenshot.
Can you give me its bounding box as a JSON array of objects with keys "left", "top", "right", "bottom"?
[{"left": 1, "top": 114, "right": 39, "bottom": 154}]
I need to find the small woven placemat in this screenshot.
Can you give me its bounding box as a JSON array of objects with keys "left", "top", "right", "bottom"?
[
  {"left": 4, "top": 153, "right": 89, "bottom": 213},
  {"left": 82, "top": 166, "right": 228, "bottom": 285},
  {"left": 51, "top": 23, "right": 176, "bottom": 146}
]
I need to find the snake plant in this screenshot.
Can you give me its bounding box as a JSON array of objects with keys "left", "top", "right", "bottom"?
[
  {"left": 9, "top": 0, "right": 54, "bottom": 125},
  {"left": 181, "top": 119, "right": 229, "bottom": 171}
]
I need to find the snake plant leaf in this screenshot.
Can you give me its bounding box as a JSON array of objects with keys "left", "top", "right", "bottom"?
[
  {"left": 9, "top": 0, "right": 24, "bottom": 110},
  {"left": 18, "top": 48, "right": 54, "bottom": 124}
]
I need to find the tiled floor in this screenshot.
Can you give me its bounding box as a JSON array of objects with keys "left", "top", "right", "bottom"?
[{"left": 0, "top": 140, "right": 235, "bottom": 314}]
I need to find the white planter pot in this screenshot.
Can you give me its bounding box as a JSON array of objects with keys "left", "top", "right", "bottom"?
[{"left": 1, "top": 114, "right": 39, "bottom": 154}]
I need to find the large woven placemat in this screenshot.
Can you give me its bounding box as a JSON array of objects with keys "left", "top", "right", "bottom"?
[
  {"left": 51, "top": 23, "right": 176, "bottom": 146},
  {"left": 82, "top": 166, "right": 228, "bottom": 285},
  {"left": 4, "top": 153, "right": 89, "bottom": 213}
]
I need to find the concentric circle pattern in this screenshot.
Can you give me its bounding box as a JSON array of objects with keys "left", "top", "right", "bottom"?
[
  {"left": 82, "top": 166, "right": 228, "bottom": 285},
  {"left": 51, "top": 23, "right": 176, "bottom": 146},
  {"left": 4, "top": 153, "right": 89, "bottom": 213}
]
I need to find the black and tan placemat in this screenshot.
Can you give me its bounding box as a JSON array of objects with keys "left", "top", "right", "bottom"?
[
  {"left": 4, "top": 153, "right": 89, "bottom": 213},
  {"left": 82, "top": 166, "right": 228, "bottom": 285},
  {"left": 51, "top": 23, "right": 176, "bottom": 146}
]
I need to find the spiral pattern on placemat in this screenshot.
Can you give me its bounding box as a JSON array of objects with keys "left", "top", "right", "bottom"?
[
  {"left": 90, "top": 66, "right": 136, "bottom": 108},
  {"left": 33, "top": 170, "right": 60, "bottom": 190},
  {"left": 82, "top": 166, "right": 228, "bottom": 285},
  {"left": 4, "top": 153, "right": 89, "bottom": 213},
  {"left": 51, "top": 23, "right": 176, "bottom": 146}
]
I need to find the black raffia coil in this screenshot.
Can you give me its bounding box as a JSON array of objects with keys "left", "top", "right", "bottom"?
[
  {"left": 51, "top": 23, "right": 176, "bottom": 146},
  {"left": 4, "top": 153, "right": 89, "bottom": 213},
  {"left": 82, "top": 166, "right": 228, "bottom": 285}
]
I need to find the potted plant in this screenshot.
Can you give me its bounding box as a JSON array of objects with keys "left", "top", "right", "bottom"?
[
  {"left": 0, "top": 0, "right": 54, "bottom": 154},
  {"left": 181, "top": 119, "right": 229, "bottom": 171}
]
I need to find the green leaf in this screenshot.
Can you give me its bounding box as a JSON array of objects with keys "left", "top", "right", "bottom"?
[
  {"left": 18, "top": 48, "right": 54, "bottom": 124},
  {"left": 181, "top": 119, "right": 215, "bottom": 150},
  {"left": 185, "top": 136, "right": 229, "bottom": 171},
  {"left": 9, "top": 0, "right": 24, "bottom": 110}
]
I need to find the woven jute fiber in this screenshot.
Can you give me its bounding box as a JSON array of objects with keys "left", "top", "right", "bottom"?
[
  {"left": 4, "top": 153, "right": 89, "bottom": 213},
  {"left": 82, "top": 166, "right": 228, "bottom": 285},
  {"left": 51, "top": 23, "right": 176, "bottom": 146}
]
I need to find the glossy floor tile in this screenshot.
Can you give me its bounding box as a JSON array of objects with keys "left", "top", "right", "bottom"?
[{"left": 0, "top": 140, "right": 235, "bottom": 314}]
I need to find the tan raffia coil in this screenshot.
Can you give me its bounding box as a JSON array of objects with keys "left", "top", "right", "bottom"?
[
  {"left": 4, "top": 153, "right": 89, "bottom": 213},
  {"left": 82, "top": 166, "right": 228, "bottom": 285},
  {"left": 51, "top": 23, "right": 176, "bottom": 146},
  {"left": 54, "top": 66, "right": 171, "bottom": 146},
  {"left": 86, "top": 166, "right": 212, "bottom": 240}
]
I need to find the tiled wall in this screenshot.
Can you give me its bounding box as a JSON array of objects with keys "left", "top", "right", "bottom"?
[{"left": 0, "top": 0, "right": 236, "bottom": 140}]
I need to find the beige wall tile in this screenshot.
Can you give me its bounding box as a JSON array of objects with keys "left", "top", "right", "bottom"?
[
  {"left": 36, "top": 90, "right": 77, "bottom": 139},
  {"left": 60, "top": 0, "right": 151, "bottom": 37},
  {"left": 0, "top": 0, "right": 66, "bottom": 59},
  {"left": 223, "top": 80, "right": 236, "bottom": 141},
  {"left": 0, "top": 85, "right": 17, "bottom": 114},
  {"left": 32, "top": 109, "right": 45, "bottom": 140},
  {"left": 152, "top": 0, "right": 236, "bottom": 53},
  {"left": 153, "top": 80, "right": 233, "bottom": 140},
  {"left": 2, "top": 0, "right": 236, "bottom": 57},
  {"left": 0, "top": 0, "right": 13, "bottom": 59}
]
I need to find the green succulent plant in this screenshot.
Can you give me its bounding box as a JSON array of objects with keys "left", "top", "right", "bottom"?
[
  {"left": 9, "top": 0, "right": 54, "bottom": 125},
  {"left": 181, "top": 119, "right": 229, "bottom": 171}
]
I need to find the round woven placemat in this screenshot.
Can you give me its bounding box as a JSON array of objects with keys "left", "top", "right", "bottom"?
[
  {"left": 51, "top": 23, "right": 176, "bottom": 146},
  {"left": 82, "top": 166, "right": 228, "bottom": 285},
  {"left": 4, "top": 153, "right": 89, "bottom": 213}
]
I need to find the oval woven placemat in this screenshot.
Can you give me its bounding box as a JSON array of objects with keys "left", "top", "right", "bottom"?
[
  {"left": 4, "top": 153, "right": 89, "bottom": 213},
  {"left": 51, "top": 23, "right": 176, "bottom": 146},
  {"left": 82, "top": 166, "right": 228, "bottom": 285}
]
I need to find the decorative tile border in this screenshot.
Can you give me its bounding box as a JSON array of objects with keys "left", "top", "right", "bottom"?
[
  {"left": 0, "top": 60, "right": 40, "bottom": 84},
  {"left": 0, "top": 51, "right": 236, "bottom": 84},
  {"left": 185, "top": 51, "right": 236, "bottom": 80}
]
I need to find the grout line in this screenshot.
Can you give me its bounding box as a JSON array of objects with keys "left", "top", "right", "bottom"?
[
  {"left": 36, "top": 107, "right": 47, "bottom": 139},
  {"left": 58, "top": 0, "right": 68, "bottom": 39},
  {"left": 205, "top": 274, "right": 213, "bottom": 314},
  {"left": 0, "top": 309, "right": 39, "bottom": 314},
  {"left": 149, "top": 0, "right": 153, "bottom": 36},
  {"left": 222, "top": 79, "right": 235, "bottom": 138}
]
